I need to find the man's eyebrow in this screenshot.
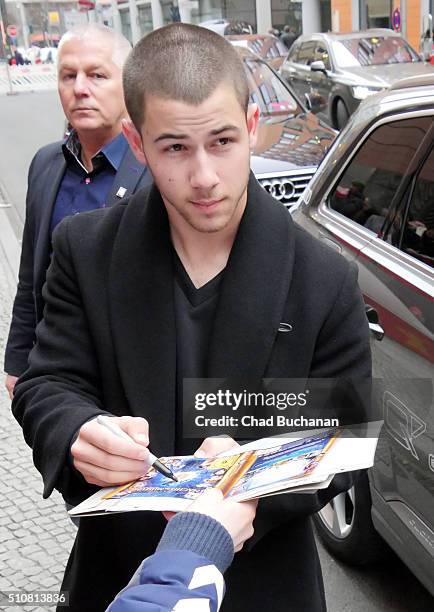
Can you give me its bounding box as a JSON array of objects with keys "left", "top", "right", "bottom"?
[
  {"left": 154, "top": 125, "right": 240, "bottom": 143},
  {"left": 210, "top": 125, "right": 240, "bottom": 135},
  {"left": 59, "top": 64, "right": 106, "bottom": 72},
  {"left": 154, "top": 133, "right": 188, "bottom": 143}
]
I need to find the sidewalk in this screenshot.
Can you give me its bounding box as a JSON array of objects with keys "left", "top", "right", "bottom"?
[{"left": 0, "top": 248, "right": 75, "bottom": 610}]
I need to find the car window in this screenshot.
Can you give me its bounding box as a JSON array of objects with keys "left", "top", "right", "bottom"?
[
  {"left": 287, "top": 41, "right": 301, "bottom": 62},
  {"left": 244, "top": 59, "right": 301, "bottom": 118},
  {"left": 296, "top": 41, "right": 316, "bottom": 65},
  {"left": 398, "top": 147, "right": 434, "bottom": 268},
  {"left": 314, "top": 43, "right": 331, "bottom": 70},
  {"left": 249, "top": 38, "right": 264, "bottom": 56},
  {"left": 274, "top": 38, "right": 290, "bottom": 57},
  {"left": 331, "top": 36, "right": 420, "bottom": 68},
  {"left": 329, "top": 117, "right": 432, "bottom": 233}
]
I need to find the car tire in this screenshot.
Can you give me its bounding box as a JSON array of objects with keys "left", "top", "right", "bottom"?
[
  {"left": 313, "top": 471, "right": 388, "bottom": 565},
  {"left": 334, "top": 98, "right": 350, "bottom": 130}
]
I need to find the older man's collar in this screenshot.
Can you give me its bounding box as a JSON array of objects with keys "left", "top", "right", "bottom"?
[
  {"left": 62, "top": 130, "right": 128, "bottom": 171},
  {"left": 101, "top": 132, "right": 129, "bottom": 170}
]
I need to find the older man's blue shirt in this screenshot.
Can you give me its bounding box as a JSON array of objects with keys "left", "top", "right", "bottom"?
[{"left": 50, "top": 131, "right": 128, "bottom": 236}]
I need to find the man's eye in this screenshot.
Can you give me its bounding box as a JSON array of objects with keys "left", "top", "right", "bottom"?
[
  {"left": 91, "top": 73, "right": 106, "bottom": 79},
  {"left": 63, "top": 74, "right": 75, "bottom": 81},
  {"left": 168, "top": 144, "right": 184, "bottom": 152},
  {"left": 217, "top": 137, "right": 231, "bottom": 146}
]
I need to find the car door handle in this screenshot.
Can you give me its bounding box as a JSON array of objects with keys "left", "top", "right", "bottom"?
[{"left": 365, "top": 305, "right": 385, "bottom": 341}]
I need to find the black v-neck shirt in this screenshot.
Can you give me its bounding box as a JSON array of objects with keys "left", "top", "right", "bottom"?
[{"left": 173, "top": 251, "right": 225, "bottom": 454}]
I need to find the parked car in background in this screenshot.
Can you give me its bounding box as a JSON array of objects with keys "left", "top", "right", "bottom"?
[
  {"left": 228, "top": 34, "right": 289, "bottom": 70},
  {"left": 280, "top": 29, "right": 433, "bottom": 129},
  {"left": 234, "top": 47, "right": 336, "bottom": 210},
  {"left": 292, "top": 74, "right": 434, "bottom": 596},
  {"left": 199, "top": 19, "right": 253, "bottom": 36}
]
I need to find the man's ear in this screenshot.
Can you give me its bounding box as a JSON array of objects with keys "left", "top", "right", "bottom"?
[
  {"left": 246, "top": 103, "right": 260, "bottom": 150},
  {"left": 122, "top": 118, "right": 147, "bottom": 165}
]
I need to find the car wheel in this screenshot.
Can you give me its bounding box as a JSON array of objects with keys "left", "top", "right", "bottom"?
[
  {"left": 313, "top": 471, "right": 388, "bottom": 565},
  {"left": 334, "top": 98, "right": 350, "bottom": 130}
]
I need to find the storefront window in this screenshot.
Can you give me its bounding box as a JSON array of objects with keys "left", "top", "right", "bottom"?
[
  {"left": 360, "top": 0, "right": 393, "bottom": 29},
  {"left": 162, "top": 0, "right": 255, "bottom": 32},
  {"left": 138, "top": 4, "right": 153, "bottom": 35},
  {"left": 190, "top": 1, "right": 224, "bottom": 25},
  {"left": 271, "top": 0, "right": 302, "bottom": 34},
  {"left": 320, "top": 0, "right": 331, "bottom": 32},
  {"left": 120, "top": 8, "right": 132, "bottom": 43},
  {"left": 223, "top": 0, "right": 256, "bottom": 31},
  {"left": 161, "top": 0, "right": 177, "bottom": 25}
]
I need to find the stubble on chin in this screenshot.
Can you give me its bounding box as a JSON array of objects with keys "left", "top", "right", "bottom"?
[{"left": 162, "top": 178, "right": 249, "bottom": 235}]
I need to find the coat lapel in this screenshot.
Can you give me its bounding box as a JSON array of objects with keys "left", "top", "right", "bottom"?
[
  {"left": 109, "top": 185, "right": 176, "bottom": 455},
  {"left": 108, "top": 175, "right": 295, "bottom": 452},
  {"left": 106, "top": 147, "right": 151, "bottom": 206},
  {"left": 207, "top": 174, "right": 295, "bottom": 379},
  {"left": 34, "top": 148, "right": 66, "bottom": 300}
]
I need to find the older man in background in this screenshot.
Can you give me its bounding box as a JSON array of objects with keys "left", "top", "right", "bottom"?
[{"left": 3, "top": 24, "right": 151, "bottom": 396}]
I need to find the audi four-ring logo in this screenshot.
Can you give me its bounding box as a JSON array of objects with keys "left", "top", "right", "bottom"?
[{"left": 260, "top": 178, "right": 296, "bottom": 200}]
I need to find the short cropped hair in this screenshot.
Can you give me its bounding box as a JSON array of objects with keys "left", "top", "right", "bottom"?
[
  {"left": 123, "top": 23, "right": 250, "bottom": 130},
  {"left": 58, "top": 24, "right": 132, "bottom": 69}
]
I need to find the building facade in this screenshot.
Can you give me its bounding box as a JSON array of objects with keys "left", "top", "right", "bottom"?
[{"left": 1, "top": 0, "right": 430, "bottom": 52}]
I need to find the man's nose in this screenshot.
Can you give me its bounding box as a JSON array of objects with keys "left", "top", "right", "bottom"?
[
  {"left": 190, "top": 151, "right": 218, "bottom": 191},
  {"left": 73, "top": 73, "right": 90, "bottom": 97}
]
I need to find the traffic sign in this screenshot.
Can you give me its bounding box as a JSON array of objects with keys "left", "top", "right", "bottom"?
[{"left": 392, "top": 8, "right": 401, "bottom": 32}]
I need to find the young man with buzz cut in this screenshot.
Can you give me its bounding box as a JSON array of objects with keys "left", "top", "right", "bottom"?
[{"left": 13, "top": 24, "right": 371, "bottom": 611}]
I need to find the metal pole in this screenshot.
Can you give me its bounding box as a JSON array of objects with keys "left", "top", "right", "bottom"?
[
  {"left": 0, "top": 0, "right": 14, "bottom": 94},
  {"left": 18, "top": 2, "right": 29, "bottom": 49},
  {"left": 4, "top": 58, "right": 14, "bottom": 94},
  {"left": 128, "top": 0, "right": 140, "bottom": 43},
  {"left": 150, "top": 0, "right": 164, "bottom": 30},
  {"left": 110, "top": 0, "right": 122, "bottom": 34}
]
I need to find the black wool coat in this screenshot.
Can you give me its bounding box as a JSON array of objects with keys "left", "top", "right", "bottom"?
[
  {"left": 13, "top": 175, "right": 371, "bottom": 612},
  {"left": 4, "top": 140, "right": 151, "bottom": 376}
]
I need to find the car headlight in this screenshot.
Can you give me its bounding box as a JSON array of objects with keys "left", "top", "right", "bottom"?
[{"left": 352, "top": 86, "right": 379, "bottom": 100}]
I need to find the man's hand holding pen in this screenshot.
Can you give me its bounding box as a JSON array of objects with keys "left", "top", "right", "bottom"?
[
  {"left": 71, "top": 415, "right": 152, "bottom": 488},
  {"left": 72, "top": 418, "right": 240, "bottom": 490}
]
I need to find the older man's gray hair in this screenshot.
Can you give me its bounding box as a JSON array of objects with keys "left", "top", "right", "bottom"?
[{"left": 58, "top": 24, "right": 132, "bottom": 69}]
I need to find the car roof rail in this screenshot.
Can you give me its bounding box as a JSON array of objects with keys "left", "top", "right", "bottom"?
[{"left": 389, "top": 74, "right": 434, "bottom": 91}]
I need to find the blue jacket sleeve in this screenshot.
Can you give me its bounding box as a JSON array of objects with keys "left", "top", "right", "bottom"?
[
  {"left": 107, "top": 549, "right": 224, "bottom": 612},
  {"left": 107, "top": 512, "right": 234, "bottom": 612}
]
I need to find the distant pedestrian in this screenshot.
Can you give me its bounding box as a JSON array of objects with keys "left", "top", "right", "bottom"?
[
  {"left": 14, "top": 49, "right": 25, "bottom": 65},
  {"left": 3, "top": 24, "right": 152, "bottom": 399},
  {"left": 268, "top": 27, "right": 281, "bottom": 38},
  {"left": 281, "top": 25, "right": 298, "bottom": 51}
]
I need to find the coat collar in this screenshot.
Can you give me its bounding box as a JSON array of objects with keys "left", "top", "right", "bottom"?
[
  {"left": 109, "top": 184, "right": 177, "bottom": 453},
  {"left": 106, "top": 147, "right": 150, "bottom": 205},
  {"left": 108, "top": 174, "right": 294, "bottom": 451},
  {"left": 207, "top": 173, "right": 294, "bottom": 378},
  {"left": 34, "top": 147, "right": 66, "bottom": 291}
]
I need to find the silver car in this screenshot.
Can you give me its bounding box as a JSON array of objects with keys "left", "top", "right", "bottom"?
[
  {"left": 233, "top": 47, "right": 336, "bottom": 211},
  {"left": 280, "top": 29, "right": 433, "bottom": 129},
  {"left": 292, "top": 74, "right": 434, "bottom": 596}
]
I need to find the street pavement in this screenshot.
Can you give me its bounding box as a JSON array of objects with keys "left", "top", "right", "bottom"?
[
  {"left": 1, "top": 89, "right": 433, "bottom": 611},
  {"left": 0, "top": 249, "right": 76, "bottom": 612}
]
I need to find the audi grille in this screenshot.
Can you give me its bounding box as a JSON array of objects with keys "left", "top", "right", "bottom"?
[{"left": 257, "top": 169, "right": 316, "bottom": 211}]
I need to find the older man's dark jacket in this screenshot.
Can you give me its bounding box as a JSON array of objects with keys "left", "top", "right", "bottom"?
[
  {"left": 4, "top": 140, "right": 151, "bottom": 377},
  {"left": 13, "top": 176, "right": 371, "bottom": 612}
]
